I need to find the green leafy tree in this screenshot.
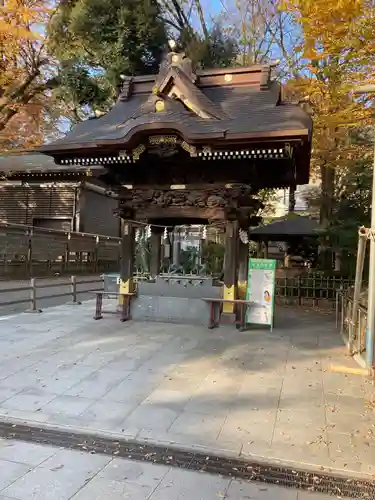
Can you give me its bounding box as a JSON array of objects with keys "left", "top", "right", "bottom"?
[
  {"left": 158, "top": 0, "right": 238, "bottom": 68},
  {"left": 202, "top": 241, "right": 224, "bottom": 276},
  {"left": 48, "top": 0, "right": 168, "bottom": 121},
  {"left": 327, "top": 131, "right": 372, "bottom": 271}
]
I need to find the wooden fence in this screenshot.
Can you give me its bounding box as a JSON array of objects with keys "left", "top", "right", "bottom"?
[{"left": 0, "top": 222, "right": 121, "bottom": 278}]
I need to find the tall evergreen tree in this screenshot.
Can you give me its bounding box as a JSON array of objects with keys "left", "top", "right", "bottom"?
[{"left": 48, "top": 0, "right": 168, "bottom": 121}]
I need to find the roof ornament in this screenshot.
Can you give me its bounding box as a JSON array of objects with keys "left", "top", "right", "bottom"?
[
  {"left": 152, "top": 40, "right": 196, "bottom": 97},
  {"left": 168, "top": 39, "right": 177, "bottom": 50},
  {"left": 118, "top": 74, "right": 133, "bottom": 102}
]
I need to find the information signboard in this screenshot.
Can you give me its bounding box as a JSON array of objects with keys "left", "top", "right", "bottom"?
[{"left": 246, "top": 258, "right": 277, "bottom": 330}]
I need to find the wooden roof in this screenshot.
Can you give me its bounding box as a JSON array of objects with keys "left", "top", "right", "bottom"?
[
  {"left": 38, "top": 52, "right": 312, "bottom": 156},
  {"left": 250, "top": 214, "right": 319, "bottom": 241},
  {"left": 0, "top": 153, "right": 104, "bottom": 178}
]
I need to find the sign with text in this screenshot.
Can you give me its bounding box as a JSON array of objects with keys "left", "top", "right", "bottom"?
[{"left": 246, "top": 258, "right": 277, "bottom": 330}]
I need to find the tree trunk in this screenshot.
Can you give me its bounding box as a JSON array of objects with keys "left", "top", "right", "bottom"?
[
  {"left": 319, "top": 163, "right": 335, "bottom": 269},
  {"left": 0, "top": 72, "right": 56, "bottom": 132},
  {"left": 194, "top": 0, "right": 209, "bottom": 42},
  {"left": 288, "top": 185, "right": 296, "bottom": 212}
]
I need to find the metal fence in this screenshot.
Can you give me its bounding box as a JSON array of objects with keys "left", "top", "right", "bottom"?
[
  {"left": 336, "top": 291, "right": 367, "bottom": 355},
  {"left": 275, "top": 275, "right": 355, "bottom": 308},
  {"left": 0, "top": 222, "right": 121, "bottom": 278},
  {"left": 0, "top": 275, "right": 104, "bottom": 312}
]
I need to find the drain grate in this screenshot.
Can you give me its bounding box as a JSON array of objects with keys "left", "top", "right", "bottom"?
[{"left": 0, "top": 419, "right": 373, "bottom": 498}]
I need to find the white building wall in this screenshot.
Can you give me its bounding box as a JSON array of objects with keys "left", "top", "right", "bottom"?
[{"left": 271, "top": 185, "right": 317, "bottom": 217}]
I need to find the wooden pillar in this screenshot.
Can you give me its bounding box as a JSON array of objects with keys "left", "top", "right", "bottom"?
[
  {"left": 256, "top": 241, "right": 262, "bottom": 258},
  {"left": 334, "top": 250, "right": 342, "bottom": 272},
  {"left": 172, "top": 230, "right": 181, "bottom": 266},
  {"left": 222, "top": 220, "right": 238, "bottom": 314},
  {"left": 263, "top": 240, "right": 269, "bottom": 258},
  {"left": 237, "top": 240, "right": 249, "bottom": 300},
  {"left": 150, "top": 229, "right": 162, "bottom": 277},
  {"left": 120, "top": 221, "right": 135, "bottom": 294}
]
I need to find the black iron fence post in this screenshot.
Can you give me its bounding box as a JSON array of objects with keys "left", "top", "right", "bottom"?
[
  {"left": 27, "top": 278, "right": 42, "bottom": 313},
  {"left": 30, "top": 278, "right": 36, "bottom": 311},
  {"left": 70, "top": 275, "right": 82, "bottom": 305}
]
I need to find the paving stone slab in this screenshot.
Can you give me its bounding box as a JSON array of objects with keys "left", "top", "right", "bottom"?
[
  {"left": 0, "top": 390, "right": 57, "bottom": 413},
  {"left": 123, "top": 403, "right": 180, "bottom": 431},
  {"left": 0, "top": 440, "right": 56, "bottom": 466},
  {"left": 148, "top": 467, "right": 230, "bottom": 500},
  {"left": 225, "top": 479, "right": 298, "bottom": 499},
  {"left": 70, "top": 477, "right": 154, "bottom": 500},
  {"left": 41, "top": 395, "right": 95, "bottom": 417},
  {"left": 2, "top": 466, "right": 91, "bottom": 500},
  {"left": 97, "top": 458, "right": 168, "bottom": 486},
  {"left": 0, "top": 458, "right": 31, "bottom": 491}
]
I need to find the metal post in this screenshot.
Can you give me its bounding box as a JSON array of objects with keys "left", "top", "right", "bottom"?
[
  {"left": 70, "top": 275, "right": 81, "bottom": 305},
  {"left": 352, "top": 85, "right": 375, "bottom": 368},
  {"left": 71, "top": 275, "right": 77, "bottom": 303},
  {"left": 366, "top": 139, "right": 375, "bottom": 368},
  {"left": 30, "top": 278, "right": 37, "bottom": 311},
  {"left": 350, "top": 232, "right": 366, "bottom": 352}
]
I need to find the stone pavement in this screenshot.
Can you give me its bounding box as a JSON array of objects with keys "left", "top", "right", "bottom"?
[
  {"left": 0, "top": 300, "right": 374, "bottom": 478},
  {"left": 0, "top": 438, "right": 334, "bottom": 500}
]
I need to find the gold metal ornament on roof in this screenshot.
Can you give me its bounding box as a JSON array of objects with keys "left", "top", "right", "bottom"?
[
  {"left": 168, "top": 39, "right": 177, "bottom": 50},
  {"left": 155, "top": 100, "right": 165, "bottom": 112},
  {"left": 132, "top": 144, "right": 146, "bottom": 161},
  {"left": 284, "top": 143, "right": 293, "bottom": 158},
  {"left": 149, "top": 135, "right": 177, "bottom": 145},
  {"left": 181, "top": 141, "right": 197, "bottom": 157}
]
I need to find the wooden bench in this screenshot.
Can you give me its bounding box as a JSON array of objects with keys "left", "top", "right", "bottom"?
[
  {"left": 92, "top": 291, "right": 136, "bottom": 322},
  {"left": 202, "top": 298, "right": 253, "bottom": 330}
]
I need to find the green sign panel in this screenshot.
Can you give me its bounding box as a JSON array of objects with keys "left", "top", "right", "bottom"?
[{"left": 246, "top": 258, "right": 277, "bottom": 330}]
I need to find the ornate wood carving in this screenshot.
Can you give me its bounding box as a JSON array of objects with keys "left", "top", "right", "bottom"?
[
  {"left": 116, "top": 184, "right": 264, "bottom": 225},
  {"left": 131, "top": 136, "right": 198, "bottom": 160},
  {"left": 120, "top": 187, "right": 259, "bottom": 210}
]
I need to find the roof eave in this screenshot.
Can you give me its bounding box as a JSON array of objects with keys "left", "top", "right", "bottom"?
[
  {"left": 225, "top": 128, "right": 311, "bottom": 142},
  {"left": 37, "top": 127, "right": 311, "bottom": 158}
]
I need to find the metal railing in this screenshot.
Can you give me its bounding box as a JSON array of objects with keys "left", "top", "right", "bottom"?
[
  {"left": 0, "top": 222, "right": 121, "bottom": 279},
  {"left": 0, "top": 275, "right": 104, "bottom": 312},
  {"left": 336, "top": 291, "right": 367, "bottom": 355},
  {"left": 275, "top": 275, "right": 355, "bottom": 308}
]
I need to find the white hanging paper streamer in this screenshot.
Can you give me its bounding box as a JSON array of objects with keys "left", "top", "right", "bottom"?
[
  {"left": 202, "top": 226, "right": 207, "bottom": 239},
  {"left": 146, "top": 225, "right": 152, "bottom": 238},
  {"left": 239, "top": 229, "right": 249, "bottom": 244},
  {"left": 163, "top": 227, "right": 168, "bottom": 239},
  {"left": 135, "top": 229, "right": 140, "bottom": 242}
]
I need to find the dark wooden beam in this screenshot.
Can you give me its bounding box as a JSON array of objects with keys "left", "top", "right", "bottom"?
[{"left": 150, "top": 229, "right": 162, "bottom": 277}]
